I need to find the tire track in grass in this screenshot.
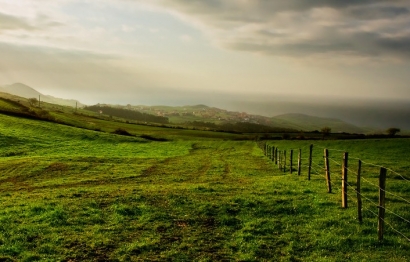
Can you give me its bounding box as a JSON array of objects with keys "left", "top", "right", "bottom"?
[{"left": 138, "top": 142, "right": 213, "bottom": 184}]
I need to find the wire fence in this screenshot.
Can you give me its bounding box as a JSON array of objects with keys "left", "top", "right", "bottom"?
[{"left": 259, "top": 141, "right": 410, "bottom": 243}]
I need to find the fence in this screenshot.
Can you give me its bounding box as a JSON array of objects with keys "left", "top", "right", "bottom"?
[{"left": 257, "top": 141, "right": 410, "bottom": 243}]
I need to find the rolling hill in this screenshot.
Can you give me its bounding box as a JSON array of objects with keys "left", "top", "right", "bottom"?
[
  {"left": 127, "top": 105, "right": 368, "bottom": 133},
  {"left": 0, "top": 83, "right": 83, "bottom": 107},
  {"left": 0, "top": 83, "right": 369, "bottom": 133}
]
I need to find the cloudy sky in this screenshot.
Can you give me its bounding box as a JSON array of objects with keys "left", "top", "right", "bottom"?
[{"left": 1, "top": 0, "right": 410, "bottom": 118}]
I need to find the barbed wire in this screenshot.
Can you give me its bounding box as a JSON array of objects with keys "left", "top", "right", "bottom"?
[
  {"left": 345, "top": 181, "right": 380, "bottom": 208},
  {"left": 323, "top": 148, "right": 347, "bottom": 153},
  {"left": 346, "top": 181, "right": 410, "bottom": 225},
  {"left": 386, "top": 169, "right": 410, "bottom": 183},
  {"left": 360, "top": 177, "right": 410, "bottom": 205},
  {"left": 309, "top": 145, "right": 410, "bottom": 183},
  {"left": 310, "top": 168, "right": 323, "bottom": 177},
  {"left": 269, "top": 142, "right": 410, "bottom": 243},
  {"left": 344, "top": 184, "right": 410, "bottom": 242},
  {"left": 348, "top": 156, "right": 409, "bottom": 182},
  {"left": 328, "top": 157, "right": 342, "bottom": 167},
  {"left": 345, "top": 166, "right": 360, "bottom": 178},
  {"left": 363, "top": 207, "right": 410, "bottom": 242},
  {"left": 311, "top": 160, "right": 325, "bottom": 170}
]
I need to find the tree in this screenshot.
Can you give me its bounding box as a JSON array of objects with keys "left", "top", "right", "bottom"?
[
  {"left": 387, "top": 127, "right": 400, "bottom": 136},
  {"left": 28, "top": 98, "right": 38, "bottom": 106},
  {"left": 321, "top": 127, "right": 331, "bottom": 139}
]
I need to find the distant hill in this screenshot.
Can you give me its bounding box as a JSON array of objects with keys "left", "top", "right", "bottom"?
[
  {"left": 83, "top": 105, "right": 169, "bottom": 124},
  {"left": 0, "top": 83, "right": 369, "bottom": 133},
  {"left": 272, "top": 113, "right": 366, "bottom": 134},
  {"left": 132, "top": 105, "right": 366, "bottom": 133},
  {"left": 0, "top": 83, "right": 83, "bottom": 107}
]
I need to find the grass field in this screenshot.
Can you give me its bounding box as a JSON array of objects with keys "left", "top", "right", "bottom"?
[{"left": 0, "top": 112, "right": 409, "bottom": 261}]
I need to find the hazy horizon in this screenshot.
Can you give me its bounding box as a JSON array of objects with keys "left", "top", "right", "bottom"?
[
  {"left": 1, "top": 1, "right": 410, "bottom": 129},
  {"left": 2, "top": 81, "right": 410, "bottom": 131}
]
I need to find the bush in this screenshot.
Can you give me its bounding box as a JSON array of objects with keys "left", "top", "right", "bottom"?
[{"left": 112, "top": 128, "right": 133, "bottom": 136}]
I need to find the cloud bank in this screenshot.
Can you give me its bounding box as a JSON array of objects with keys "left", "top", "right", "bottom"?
[
  {"left": 149, "top": 0, "right": 410, "bottom": 62},
  {"left": 0, "top": 12, "right": 34, "bottom": 32}
]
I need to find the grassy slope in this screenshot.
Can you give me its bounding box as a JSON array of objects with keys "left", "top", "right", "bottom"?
[
  {"left": 0, "top": 92, "right": 250, "bottom": 141},
  {"left": 0, "top": 114, "right": 409, "bottom": 261},
  {"left": 54, "top": 110, "right": 247, "bottom": 141},
  {"left": 0, "top": 91, "right": 371, "bottom": 134}
]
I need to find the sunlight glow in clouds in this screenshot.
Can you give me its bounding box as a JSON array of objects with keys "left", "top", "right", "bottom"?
[{"left": 0, "top": 0, "right": 410, "bottom": 106}]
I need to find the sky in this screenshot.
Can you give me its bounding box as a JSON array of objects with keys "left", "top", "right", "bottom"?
[{"left": 1, "top": 0, "right": 410, "bottom": 124}]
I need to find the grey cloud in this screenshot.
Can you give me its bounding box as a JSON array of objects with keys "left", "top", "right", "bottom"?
[
  {"left": 162, "top": 0, "right": 389, "bottom": 14},
  {"left": 227, "top": 30, "right": 410, "bottom": 59},
  {"left": 0, "top": 12, "right": 63, "bottom": 33},
  {"left": 0, "top": 12, "right": 34, "bottom": 31},
  {"left": 346, "top": 6, "right": 410, "bottom": 20},
  {"left": 155, "top": 0, "right": 410, "bottom": 61},
  {"left": 160, "top": 0, "right": 405, "bottom": 22}
]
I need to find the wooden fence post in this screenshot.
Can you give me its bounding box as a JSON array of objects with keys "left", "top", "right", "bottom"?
[
  {"left": 271, "top": 146, "right": 275, "bottom": 161},
  {"left": 342, "top": 152, "right": 348, "bottom": 208},
  {"left": 283, "top": 150, "right": 287, "bottom": 172},
  {"left": 308, "top": 144, "right": 313, "bottom": 180},
  {"left": 278, "top": 151, "right": 281, "bottom": 170},
  {"left": 290, "top": 150, "right": 293, "bottom": 174},
  {"left": 297, "top": 149, "right": 301, "bottom": 176},
  {"left": 357, "top": 160, "right": 362, "bottom": 223},
  {"left": 378, "top": 167, "right": 387, "bottom": 241},
  {"left": 324, "top": 149, "right": 331, "bottom": 193},
  {"left": 275, "top": 148, "right": 278, "bottom": 165}
]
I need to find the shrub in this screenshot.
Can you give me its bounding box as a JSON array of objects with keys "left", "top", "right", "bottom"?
[{"left": 112, "top": 128, "right": 133, "bottom": 136}]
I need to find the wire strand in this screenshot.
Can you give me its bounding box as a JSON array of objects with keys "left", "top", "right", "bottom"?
[
  {"left": 361, "top": 177, "right": 410, "bottom": 205},
  {"left": 346, "top": 182, "right": 410, "bottom": 225},
  {"left": 345, "top": 181, "right": 379, "bottom": 207},
  {"left": 363, "top": 207, "right": 410, "bottom": 242},
  {"left": 359, "top": 161, "right": 410, "bottom": 183},
  {"left": 328, "top": 157, "right": 342, "bottom": 166}
]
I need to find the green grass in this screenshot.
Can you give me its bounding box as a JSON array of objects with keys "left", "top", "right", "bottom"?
[
  {"left": 0, "top": 93, "right": 252, "bottom": 141},
  {"left": 0, "top": 99, "right": 22, "bottom": 111},
  {"left": 48, "top": 108, "right": 251, "bottom": 141},
  {"left": 0, "top": 113, "right": 409, "bottom": 261}
]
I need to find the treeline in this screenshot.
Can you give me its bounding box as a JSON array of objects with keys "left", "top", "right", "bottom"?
[
  {"left": 84, "top": 105, "right": 169, "bottom": 124},
  {"left": 186, "top": 121, "right": 297, "bottom": 133}
]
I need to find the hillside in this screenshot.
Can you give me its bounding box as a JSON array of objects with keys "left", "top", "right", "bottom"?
[
  {"left": 120, "top": 105, "right": 367, "bottom": 134},
  {"left": 272, "top": 113, "right": 367, "bottom": 134},
  {"left": 0, "top": 94, "right": 253, "bottom": 141},
  {"left": 0, "top": 83, "right": 83, "bottom": 107},
  {"left": 0, "top": 83, "right": 369, "bottom": 133}
]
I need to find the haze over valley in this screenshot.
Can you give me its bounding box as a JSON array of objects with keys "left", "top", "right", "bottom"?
[{"left": 1, "top": 82, "right": 408, "bottom": 133}]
